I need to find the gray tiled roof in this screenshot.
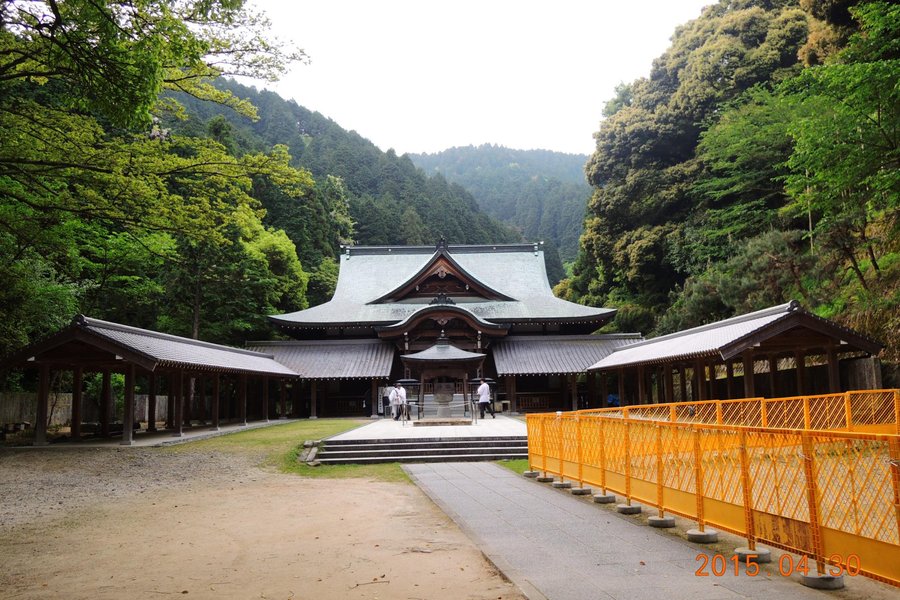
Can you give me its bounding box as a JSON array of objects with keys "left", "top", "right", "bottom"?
[
  {"left": 78, "top": 316, "right": 297, "bottom": 376},
  {"left": 589, "top": 301, "right": 881, "bottom": 370},
  {"left": 401, "top": 340, "right": 485, "bottom": 363},
  {"left": 270, "top": 244, "right": 614, "bottom": 328},
  {"left": 493, "top": 334, "right": 643, "bottom": 375},
  {"left": 246, "top": 339, "right": 394, "bottom": 379}
]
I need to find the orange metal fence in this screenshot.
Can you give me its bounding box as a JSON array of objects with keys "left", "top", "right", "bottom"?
[
  {"left": 581, "top": 390, "right": 900, "bottom": 434},
  {"left": 527, "top": 389, "right": 900, "bottom": 588}
]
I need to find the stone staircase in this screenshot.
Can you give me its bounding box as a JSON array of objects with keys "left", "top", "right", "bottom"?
[{"left": 316, "top": 435, "right": 528, "bottom": 464}]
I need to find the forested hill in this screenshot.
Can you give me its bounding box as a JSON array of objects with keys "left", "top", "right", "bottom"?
[
  {"left": 409, "top": 145, "right": 591, "bottom": 271},
  {"left": 167, "top": 79, "right": 520, "bottom": 252},
  {"left": 557, "top": 0, "right": 899, "bottom": 364}
]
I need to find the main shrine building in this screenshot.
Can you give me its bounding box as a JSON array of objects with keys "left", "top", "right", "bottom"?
[{"left": 248, "top": 240, "right": 641, "bottom": 417}]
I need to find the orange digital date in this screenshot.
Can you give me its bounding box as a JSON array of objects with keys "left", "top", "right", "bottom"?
[{"left": 694, "top": 553, "right": 861, "bottom": 577}]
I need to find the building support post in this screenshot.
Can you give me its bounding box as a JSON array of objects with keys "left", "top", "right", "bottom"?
[
  {"left": 695, "top": 360, "right": 707, "bottom": 401},
  {"left": 570, "top": 374, "right": 578, "bottom": 411},
  {"left": 262, "top": 376, "right": 270, "bottom": 422},
  {"left": 637, "top": 365, "right": 647, "bottom": 405},
  {"left": 71, "top": 367, "right": 83, "bottom": 441},
  {"left": 309, "top": 380, "right": 318, "bottom": 419},
  {"left": 211, "top": 373, "right": 220, "bottom": 430},
  {"left": 279, "top": 379, "right": 287, "bottom": 418},
  {"left": 147, "top": 372, "right": 157, "bottom": 432},
  {"left": 599, "top": 371, "right": 608, "bottom": 408},
  {"left": 239, "top": 374, "right": 248, "bottom": 425},
  {"left": 587, "top": 371, "right": 597, "bottom": 408},
  {"left": 767, "top": 355, "right": 778, "bottom": 399},
  {"left": 34, "top": 364, "right": 50, "bottom": 446},
  {"left": 618, "top": 368, "right": 626, "bottom": 406},
  {"left": 826, "top": 347, "right": 841, "bottom": 394},
  {"left": 173, "top": 370, "right": 184, "bottom": 437},
  {"left": 100, "top": 369, "right": 111, "bottom": 437},
  {"left": 725, "top": 361, "right": 735, "bottom": 400},
  {"left": 664, "top": 365, "right": 674, "bottom": 405},
  {"left": 795, "top": 350, "right": 806, "bottom": 396},
  {"left": 743, "top": 353, "right": 756, "bottom": 398},
  {"left": 506, "top": 376, "right": 517, "bottom": 414},
  {"left": 121, "top": 363, "right": 135, "bottom": 446},
  {"left": 370, "top": 378, "right": 378, "bottom": 418}
]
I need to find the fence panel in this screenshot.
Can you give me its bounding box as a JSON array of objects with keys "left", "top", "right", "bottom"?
[{"left": 527, "top": 389, "right": 900, "bottom": 588}]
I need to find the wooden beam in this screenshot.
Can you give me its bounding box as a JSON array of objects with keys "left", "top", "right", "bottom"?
[
  {"left": 664, "top": 366, "right": 674, "bottom": 404},
  {"left": 34, "top": 364, "right": 50, "bottom": 446},
  {"left": 121, "top": 363, "right": 135, "bottom": 446},
  {"left": 743, "top": 353, "right": 756, "bottom": 398},
  {"left": 695, "top": 360, "right": 707, "bottom": 401},
  {"left": 211, "top": 373, "right": 220, "bottom": 430},
  {"left": 637, "top": 365, "right": 647, "bottom": 405},
  {"left": 262, "top": 376, "right": 270, "bottom": 421},
  {"left": 239, "top": 374, "right": 248, "bottom": 425},
  {"left": 725, "top": 361, "right": 735, "bottom": 400},
  {"left": 279, "top": 379, "right": 287, "bottom": 419},
  {"left": 173, "top": 370, "right": 184, "bottom": 437},
  {"left": 827, "top": 347, "right": 841, "bottom": 393},
  {"left": 71, "top": 367, "right": 83, "bottom": 441},
  {"left": 768, "top": 355, "right": 778, "bottom": 398},
  {"left": 795, "top": 350, "right": 806, "bottom": 396},
  {"left": 570, "top": 374, "right": 578, "bottom": 411},
  {"left": 100, "top": 370, "right": 111, "bottom": 437},
  {"left": 618, "top": 368, "right": 626, "bottom": 406},
  {"left": 599, "top": 371, "right": 608, "bottom": 409},
  {"left": 147, "top": 372, "right": 157, "bottom": 432},
  {"left": 310, "top": 380, "right": 318, "bottom": 419}
]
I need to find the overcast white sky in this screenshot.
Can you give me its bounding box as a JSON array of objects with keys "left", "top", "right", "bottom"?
[{"left": 250, "top": 0, "right": 712, "bottom": 156}]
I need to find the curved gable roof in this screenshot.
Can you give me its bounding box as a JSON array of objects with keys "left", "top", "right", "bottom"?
[{"left": 270, "top": 243, "right": 615, "bottom": 329}]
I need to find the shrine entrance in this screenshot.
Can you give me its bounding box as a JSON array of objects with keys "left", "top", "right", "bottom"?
[{"left": 400, "top": 333, "right": 485, "bottom": 420}]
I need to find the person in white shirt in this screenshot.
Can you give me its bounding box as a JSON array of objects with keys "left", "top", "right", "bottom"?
[
  {"left": 389, "top": 382, "right": 408, "bottom": 420},
  {"left": 477, "top": 378, "right": 494, "bottom": 419}
]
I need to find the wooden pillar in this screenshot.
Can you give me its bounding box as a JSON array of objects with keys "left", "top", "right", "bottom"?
[
  {"left": 309, "top": 380, "right": 318, "bottom": 419},
  {"left": 279, "top": 380, "right": 287, "bottom": 419},
  {"left": 173, "top": 370, "right": 184, "bottom": 437},
  {"left": 599, "top": 371, "right": 608, "bottom": 408},
  {"left": 570, "top": 374, "right": 578, "bottom": 411},
  {"left": 166, "top": 375, "right": 175, "bottom": 429},
  {"left": 71, "top": 367, "right": 83, "bottom": 441},
  {"left": 100, "top": 369, "right": 112, "bottom": 437},
  {"left": 196, "top": 375, "right": 206, "bottom": 424},
  {"left": 664, "top": 366, "right": 674, "bottom": 405},
  {"left": 826, "top": 347, "right": 841, "bottom": 393},
  {"left": 121, "top": 363, "right": 135, "bottom": 446},
  {"left": 725, "top": 361, "right": 735, "bottom": 400},
  {"left": 506, "top": 375, "right": 518, "bottom": 414},
  {"left": 742, "top": 353, "right": 756, "bottom": 398},
  {"left": 587, "top": 371, "right": 597, "bottom": 408},
  {"left": 679, "top": 365, "right": 687, "bottom": 403},
  {"left": 239, "top": 374, "right": 248, "bottom": 425},
  {"left": 707, "top": 362, "right": 717, "bottom": 400},
  {"left": 211, "top": 373, "right": 220, "bottom": 430},
  {"left": 637, "top": 365, "right": 647, "bottom": 405},
  {"left": 795, "top": 350, "right": 806, "bottom": 396},
  {"left": 370, "top": 378, "right": 378, "bottom": 418},
  {"left": 618, "top": 368, "right": 626, "bottom": 406},
  {"left": 147, "top": 372, "right": 157, "bottom": 432},
  {"left": 767, "top": 355, "right": 778, "bottom": 399},
  {"left": 695, "top": 360, "right": 707, "bottom": 401},
  {"left": 34, "top": 364, "right": 50, "bottom": 446},
  {"left": 262, "top": 376, "right": 270, "bottom": 421},
  {"left": 183, "top": 376, "right": 193, "bottom": 427}
]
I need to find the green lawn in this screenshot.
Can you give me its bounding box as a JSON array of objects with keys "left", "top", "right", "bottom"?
[{"left": 164, "top": 419, "right": 410, "bottom": 482}]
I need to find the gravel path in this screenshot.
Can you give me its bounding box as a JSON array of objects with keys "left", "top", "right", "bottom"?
[{"left": 0, "top": 447, "right": 257, "bottom": 530}]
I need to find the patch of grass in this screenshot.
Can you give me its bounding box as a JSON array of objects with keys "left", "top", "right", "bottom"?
[
  {"left": 280, "top": 448, "right": 409, "bottom": 482},
  {"left": 165, "top": 419, "right": 410, "bottom": 482},
  {"left": 496, "top": 458, "right": 530, "bottom": 475}
]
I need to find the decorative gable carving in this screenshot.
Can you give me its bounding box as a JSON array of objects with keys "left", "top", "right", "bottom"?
[{"left": 370, "top": 250, "right": 513, "bottom": 304}]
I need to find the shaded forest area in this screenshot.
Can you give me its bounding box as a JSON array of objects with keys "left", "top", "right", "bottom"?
[
  {"left": 409, "top": 145, "right": 592, "bottom": 284},
  {"left": 557, "top": 0, "right": 899, "bottom": 364},
  {"left": 0, "top": 0, "right": 518, "bottom": 364}
]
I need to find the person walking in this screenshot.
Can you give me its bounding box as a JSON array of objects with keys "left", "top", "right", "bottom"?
[{"left": 477, "top": 378, "right": 494, "bottom": 419}]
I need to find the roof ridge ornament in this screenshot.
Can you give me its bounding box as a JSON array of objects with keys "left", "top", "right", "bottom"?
[
  {"left": 436, "top": 236, "right": 447, "bottom": 251},
  {"left": 429, "top": 292, "right": 455, "bottom": 305}
]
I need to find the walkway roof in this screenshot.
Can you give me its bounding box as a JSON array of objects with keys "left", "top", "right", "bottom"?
[
  {"left": 245, "top": 339, "right": 394, "bottom": 380},
  {"left": 493, "top": 334, "right": 642, "bottom": 376},
  {"left": 589, "top": 301, "right": 883, "bottom": 371},
  {"left": 1, "top": 315, "right": 297, "bottom": 376}
]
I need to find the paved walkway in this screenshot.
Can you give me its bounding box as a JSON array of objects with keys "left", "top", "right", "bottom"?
[
  {"left": 406, "top": 462, "right": 845, "bottom": 600},
  {"left": 327, "top": 414, "right": 526, "bottom": 441}
]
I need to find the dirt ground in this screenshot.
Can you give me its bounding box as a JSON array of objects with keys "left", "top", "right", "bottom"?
[{"left": 0, "top": 448, "right": 526, "bottom": 600}]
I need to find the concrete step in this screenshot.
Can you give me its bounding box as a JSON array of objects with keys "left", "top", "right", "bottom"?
[
  {"left": 317, "top": 435, "right": 528, "bottom": 464},
  {"left": 317, "top": 451, "right": 528, "bottom": 465}
]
